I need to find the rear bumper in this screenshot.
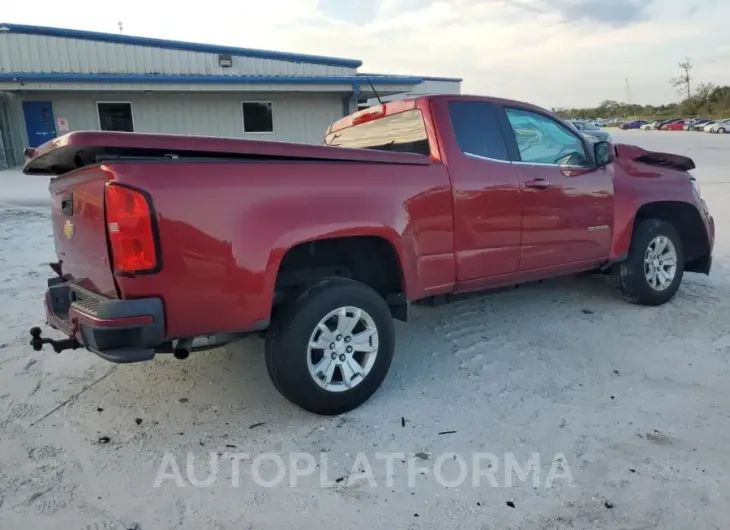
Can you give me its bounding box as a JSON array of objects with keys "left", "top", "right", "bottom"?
[{"left": 44, "top": 278, "right": 164, "bottom": 363}]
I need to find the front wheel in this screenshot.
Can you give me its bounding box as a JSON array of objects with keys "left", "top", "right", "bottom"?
[
  {"left": 265, "top": 278, "right": 395, "bottom": 415},
  {"left": 718, "top": 127, "right": 726, "bottom": 134},
  {"left": 613, "top": 219, "right": 684, "bottom": 306}
]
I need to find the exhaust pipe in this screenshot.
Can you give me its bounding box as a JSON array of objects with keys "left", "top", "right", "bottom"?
[{"left": 173, "top": 338, "right": 192, "bottom": 360}]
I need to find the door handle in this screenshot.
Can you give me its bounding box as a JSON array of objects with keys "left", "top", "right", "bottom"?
[{"left": 525, "top": 178, "right": 550, "bottom": 190}]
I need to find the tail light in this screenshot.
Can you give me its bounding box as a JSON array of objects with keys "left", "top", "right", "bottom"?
[{"left": 105, "top": 183, "right": 160, "bottom": 275}]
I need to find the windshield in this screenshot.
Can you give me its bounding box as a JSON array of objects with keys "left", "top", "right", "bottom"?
[{"left": 323, "top": 110, "right": 430, "bottom": 155}]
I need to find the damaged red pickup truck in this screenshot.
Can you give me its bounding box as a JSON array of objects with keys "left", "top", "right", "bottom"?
[{"left": 26, "top": 95, "right": 714, "bottom": 415}]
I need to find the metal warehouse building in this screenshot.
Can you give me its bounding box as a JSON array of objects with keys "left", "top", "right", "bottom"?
[{"left": 0, "top": 23, "right": 461, "bottom": 169}]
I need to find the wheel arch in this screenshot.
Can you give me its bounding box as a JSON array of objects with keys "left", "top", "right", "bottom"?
[
  {"left": 629, "top": 201, "right": 710, "bottom": 270},
  {"left": 267, "top": 229, "right": 414, "bottom": 321}
]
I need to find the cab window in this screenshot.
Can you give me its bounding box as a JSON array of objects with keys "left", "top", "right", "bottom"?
[{"left": 506, "top": 108, "right": 591, "bottom": 168}]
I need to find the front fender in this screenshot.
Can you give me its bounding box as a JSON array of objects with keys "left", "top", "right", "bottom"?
[{"left": 610, "top": 156, "right": 707, "bottom": 261}]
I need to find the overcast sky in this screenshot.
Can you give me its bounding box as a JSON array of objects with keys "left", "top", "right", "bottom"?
[{"left": 3, "top": 0, "right": 729, "bottom": 108}]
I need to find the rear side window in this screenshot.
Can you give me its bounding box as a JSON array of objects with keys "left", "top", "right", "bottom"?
[
  {"left": 448, "top": 101, "right": 509, "bottom": 161},
  {"left": 324, "top": 110, "right": 430, "bottom": 155}
]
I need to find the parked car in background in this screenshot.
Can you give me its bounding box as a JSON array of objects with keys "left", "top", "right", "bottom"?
[
  {"left": 664, "top": 120, "right": 688, "bottom": 131},
  {"left": 641, "top": 120, "right": 661, "bottom": 130},
  {"left": 690, "top": 120, "right": 713, "bottom": 131},
  {"left": 620, "top": 120, "right": 647, "bottom": 130},
  {"left": 685, "top": 119, "right": 711, "bottom": 131},
  {"left": 659, "top": 118, "right": 683, "bottom": 130},
  {"left": 569, "top": 120, "right": 613, "bottom": 141},
  {"left": 704, "top": 121, "right": 720, "bottom": 132},
  {"left": 708, "top": 119, "right": 730, "bottom": 134}
]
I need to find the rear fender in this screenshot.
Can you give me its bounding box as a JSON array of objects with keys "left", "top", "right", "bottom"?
[{"left": 263, "top": 224, "right": 415, "bottom": 303}]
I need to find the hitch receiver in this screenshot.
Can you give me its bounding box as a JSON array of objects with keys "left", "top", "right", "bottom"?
[{"left": 29, "top": 326, "right": 81, "bottom": 353}]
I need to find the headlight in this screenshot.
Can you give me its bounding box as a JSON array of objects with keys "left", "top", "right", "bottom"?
[{"left": 690, "top": 176, "right": 701, "bottom": 197}]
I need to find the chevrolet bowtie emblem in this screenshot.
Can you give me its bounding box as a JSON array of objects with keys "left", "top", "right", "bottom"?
[{"left": 63, "top": 220, "right": 75, "bottom": 239}]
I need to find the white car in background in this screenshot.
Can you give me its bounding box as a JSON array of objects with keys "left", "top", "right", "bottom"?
[
  {"left": 641, "top": 120, "right": 661, "bottom": 130},
  {"left": 708, "top": 119, "right": 730, "bottom": 134}
]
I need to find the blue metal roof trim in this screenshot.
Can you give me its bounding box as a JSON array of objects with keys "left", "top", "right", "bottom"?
[
  {"left": 360, "top": 72, "right": 463, "bottom": 82},
  {"left": 0, "top": 22, "right": 363, "bottom": 68},
  {"left": 0, "top": 72, "right": 423, "bottom": 85}
]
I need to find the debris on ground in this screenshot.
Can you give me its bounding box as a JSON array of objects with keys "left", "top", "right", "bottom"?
[
  {"left": 582, "top": 309, "right": 594, "bottom": 315},
  {"left": 177, "top": 397, "right": 189, "bottom": 403},
  {"left": 438, "top": 430, "right": 457, "bottom": 435},
  {"left": 415, "top": 452, "right": 429, "bottom": 460},
  {"left": 135, "top": 418, "right": 143, "bottom": 425},
  {"left": 605, "top": 501, "right": 614, "bottom": 509},
  {"left": 506, "top": 501, "right": 515, "bottom": 508},
  {"left": 97, "top": 436, "right": 110, "bottom": 444},
  {"left": 249, "top": 422, "right": 265, "bottom": 429}
]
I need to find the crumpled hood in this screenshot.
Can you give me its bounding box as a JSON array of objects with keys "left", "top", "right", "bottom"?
[{"left": 614, "top": 143, "right": 696, "bottom": 172}]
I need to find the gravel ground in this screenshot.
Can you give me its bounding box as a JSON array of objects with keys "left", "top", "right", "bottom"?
[{"left": 0, "top": 130, "right": 728, "bottom": 530}]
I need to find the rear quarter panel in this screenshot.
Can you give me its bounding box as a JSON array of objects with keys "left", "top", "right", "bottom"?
[{"left": 107, "top": 161, "right": 454, "bottom": 339}]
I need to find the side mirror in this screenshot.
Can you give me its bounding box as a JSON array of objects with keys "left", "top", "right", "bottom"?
[{"left": 594, "top": 141, "right": 614, "bottom": 167}]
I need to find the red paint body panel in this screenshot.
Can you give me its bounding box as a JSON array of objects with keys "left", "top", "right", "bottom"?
[
  {"left": 27, "top": 95, "right": 714, "bottom": 345},
  {"left": 48, "top": 166, "right": 118, "bottom": 297},
  {"left": 427, "top": 97, "right": 522, "bottom": 279},
  {"left": 608, "top": 146, "right": 713, "bottom": 261},
  {"left": 107, "top": 160, "right": 454, "bottom": 339},
  {"left": 514, "top": 164, "right": 614, "bottom": 270}
]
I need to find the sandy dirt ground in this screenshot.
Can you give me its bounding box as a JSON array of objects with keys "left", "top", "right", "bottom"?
[{"left": 0, "top": 130, "right": 728, "bottom": 530}]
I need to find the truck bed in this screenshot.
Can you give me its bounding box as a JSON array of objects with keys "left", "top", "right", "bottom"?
[{"left": 24, "top": 131, "right": 432, "bottom": 176}]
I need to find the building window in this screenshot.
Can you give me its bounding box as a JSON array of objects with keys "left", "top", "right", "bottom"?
[
  {"left": 97, "top": 102, "right": 134, "bottom": 132},
  {"left": 242, "top": 102, "right": 273, "bottom": 133}
]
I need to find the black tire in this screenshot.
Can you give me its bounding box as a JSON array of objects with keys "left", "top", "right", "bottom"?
[
  {"left": 614, "top": 219, "right": 684, "bottom": 306},
  {"left": 265, "top": 277, "right": 395, "bottom": 415}
]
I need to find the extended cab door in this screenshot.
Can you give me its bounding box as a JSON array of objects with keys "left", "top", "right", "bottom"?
[
  {"left": 436, "top": 99, "right": 522, "bottom": 280},
  {"left": 498, "top": 105, "right": 614, "bottom": 271}
]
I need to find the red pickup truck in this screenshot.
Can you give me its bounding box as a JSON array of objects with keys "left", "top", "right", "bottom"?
[{"left": 25, "top": 95, "right": 714, "bottom": 415}]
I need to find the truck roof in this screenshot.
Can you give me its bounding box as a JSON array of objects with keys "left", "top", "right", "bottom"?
[{"left": 327, "top": 94, "right": 558, "bottom": 135}]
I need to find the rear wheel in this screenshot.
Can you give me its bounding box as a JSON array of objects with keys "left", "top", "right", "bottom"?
[
  {"left": 265, "top": 278, "right": 395, "bottom": 415},
  {"left": 614, "top": 219, "right": 684, "bottom": 306},
  {"left": 718, "top": 127, "right": 726, "bottom": 134}
]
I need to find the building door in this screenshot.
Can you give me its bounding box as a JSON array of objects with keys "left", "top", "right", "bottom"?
[{"left": 22, "top": 101, "right": 57, "bottom": 147}]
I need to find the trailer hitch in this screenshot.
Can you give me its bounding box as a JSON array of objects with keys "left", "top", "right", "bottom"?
[{"left": 29, "top": 327, "right": 81, "bottom": 353}]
